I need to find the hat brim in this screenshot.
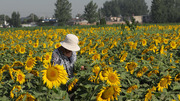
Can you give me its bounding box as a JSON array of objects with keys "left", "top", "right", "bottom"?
[{"left": 60, "top": 41, "right": 80, "bottom": 51}]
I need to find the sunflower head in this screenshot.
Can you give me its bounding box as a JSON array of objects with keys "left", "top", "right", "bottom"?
[
  {"left": 16, "top": 93, "right": 36, "bottom": 101},
  {"left": 106, "top": 70, "right": 120, "bottom": 86},
  {"left": 30, "top": 70, "right": 39, "bottom": 77},
  {"left": 55, "top": 43, "right": 61, "bottom": 49},
  {"left": 25, "top": 57, "right": 36, "bottom": 71},
  {"left": 16, "top": 71, "right": 25, "bottom": 84},
  {"left": 96, "top": 86, "right": 121, "bottom": 101},
  {"left": 157, "top": 75, "right": 172, "bottom": 92},
  {"left": 12, "top": 61, "right": 24, "bottom": 67},
  {"left": 19, "top": 46, "right": 26, "bottom": 54},
  {"left": 99, "top": 67, "right": 113, "bottom": 81},
  {"left": 41, "top": 63, "right": 68, "bottom": 89},
  {"left": 43, "top": 52, "right": 52, "bottom": 63},
  {"left": 92, "top": 65, "right": 100, "bottom": 76},
  {"left": 175, "top": 73, "right": 180, "bottom": 81},
  {"left": 125, "top": 62, "right": 138, "bottom": 74}
]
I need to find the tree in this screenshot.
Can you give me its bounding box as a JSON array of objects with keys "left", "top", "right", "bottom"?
[
  {"left": 10, "top": 11, "right": 21, "bottom": 27},
  {"left": 27, "top": 13, "right": 39, "bottom": 23},
  {"left": 101, "top": 0, "right": 148, "bottom": 17},
  {"left": 151, "top": 0, "right": 180, "bottom": 23},
  {"left": 84, "top": 1, "right": 98, "bottom": 23},
  {"left": 0, "top": 15, "right": 10, "bottom": 25},
  {"left": 54, "top": 0, "right": 72, "bottom": 26}
]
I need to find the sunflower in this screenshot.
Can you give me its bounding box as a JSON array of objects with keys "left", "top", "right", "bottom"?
[
  {"left": 68, "top": 78, "right": 78, "bottom": 91},
  {"left": 144, "top": 86, "right": 156, "bottom": 101},
  {"left": 10, "top": 85, "right": 21, "bottom": 98},
  {"left": 30, "top": 70, "right": 39, "bottom": 77},
  {"left": 16, "top": 93, "right": 36, "bottom": 101},
  {"left": 55, "top": 43, "right": 61, "bottom": 49},
  {"left": 160, "top": 45, "right": 166, "bottom": 55},
  {"left": 43, "top": 52, "right": 52, "bottom": 64},
  {"left": 25, "top": 57, "right": 36, "bottom": 71},
  {"left": 16, "top": 71, "right": 25, "bottom": 84},
  {"left": 29, "top": 50, "right": 33, "bottom": 56},
  {"left": 170, "top": 41, "right": 177, "bottom": 49},
  {"left": 99, "top": 67, "right": 113, "bottom": 81},
  {"left": 1, "top": 64, "right": 10, "bottom": 71},
  {"left": 79, "top": 41, "right": 85, "bottom": 47},
  {"left": 125, "top": 62, "right": 138, "bottom": 74},
  {"left": 11, "top": 61, "right": 24, "bottom": 67},
  {"left": 41, "top": 63, "right": 68, "bottom": 89},
  {"left": 147, "top": 70, "right": 159, "bottom": 77},
  {"left": 33, "top": 42, "right": 38, "bottom": 48},
  {"left": 0, "top": 69, "right": 4, "bottom": 81},
  {"left": 141, "top": 39, "right": 147, "bottom": 46},
  {"left": 137, "top": 66, "right": 148, "bottom": 77},
  {"left": 35, "top": 56, "right": 42, "bottom": 62},
  {"left": 98, "top": 42, "right": 104, "bottom": 48},
  {"left": 92, "top": 54, "right": 101, "bottom": 61},
  {"left": 92, "top": 65, "right": 100, "bottom": 76},
  {"left": 147, "top": 56, "right": 155, "bottom": 62},
  {"left": 9, "top": 67, "right": 15, "bottom": 80},
  {"left": 101, "top": 54, "right": 108, "bottom": 61},
  {"left": 144, "top": 91, "right": 152, "bottom": 101},
  {"left": 19, "top": 46, "right": 26, "bottom": 54},
  {"left": 129, "top": 41, "right": 134, "bottom": 50},
  {"left": 80, "top": 47, "right": 86, "bottom": 54},
  {"left": 15, "top": 44, "right": 20, "bottom": 53},
  {"left": 29, "top": 40, "right": 32, "bottom": 44},
  {"left": 88, "top": 75, "right": 99, "bottom": 84},
  {"left": 106, "top": 70, "right": 120, "bottom": 86},
  {"left": 163, "top": 39, "right": 169, "bottom": 44},
  {"left": 141, "top": 49, "right": 149, "bottom": 55},
  {"left": 157, "top": 75, "right": 172, "bottom": 92},
  {"left": 127, "top": 85, "right": 138, "bottom": 93},
  {"left": 96, "top": 86, "right": 121, "bottom": 101},
  {"left": 102, "top": 48, "right": 108, "bottom": 54},
  {"left": 133, "top": 41, "right": 137, "bottom": 49},
  {"left": 175, "top": 73, "right": 180, "bottom": 81},
  {"left": 43, "top": 43, "right": 46, "bottom": 48},
  {"left": 148, "top": 44, "right": 157, "bottom": 52},
  {"left": 119, "top": 51, "right": 128, "bottom": 62}
]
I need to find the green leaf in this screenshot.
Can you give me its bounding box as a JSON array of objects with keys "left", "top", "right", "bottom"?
[
  {"left": 152, "top": 95, "right": 158, "bottom": 101},
  {"left": 0, "top": 96, "right": 9, "bottom": 100},
  {"left": 173, "top": 84, "right": 180, "bottom": 90},
  {"left": 84, "top": 84, "right": 91, "bottom": 89}
]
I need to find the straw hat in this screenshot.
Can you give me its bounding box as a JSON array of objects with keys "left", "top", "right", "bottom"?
[{"left": 60, "top": 34, "right": 80, "bottom": 51}]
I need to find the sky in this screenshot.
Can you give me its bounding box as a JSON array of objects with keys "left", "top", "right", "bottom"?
[{"left": 0, "top": 0, "right": 152, "bottom": 18}]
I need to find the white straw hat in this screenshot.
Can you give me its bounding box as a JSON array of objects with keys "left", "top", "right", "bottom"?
[{"left": 60, "top": 34, "right": 80, "bottom": 51}]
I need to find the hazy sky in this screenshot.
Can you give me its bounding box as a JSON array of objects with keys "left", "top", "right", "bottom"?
[{"left": 0, "top": 0, "right": 152, "bottom": 18}]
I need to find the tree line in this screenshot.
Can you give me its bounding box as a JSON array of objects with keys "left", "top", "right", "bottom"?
[{"left": 1, "top": 0, "right": 180, "bottom": 27}]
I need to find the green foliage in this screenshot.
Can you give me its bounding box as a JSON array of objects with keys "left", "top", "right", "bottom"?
[
  {"left": 151, "top": 0, "right": 180, "bottom": 23},
  {"left": 100, "top": 18, "right": 106, "bottom": 25},
  {"left": 101, "top": 0, "right": 148, "bottom": 17},
  {"left": 0, "top": 15, "right": 10, "bottom": 25},
  {"left": 84, "top": 1, "right": 98, "bottom": 24},
  {"left": 54, "top": 0, "right": 72, "bottom": 26},
  {"left": 125, "top": 16, "right": 138, "bottom": 31}
]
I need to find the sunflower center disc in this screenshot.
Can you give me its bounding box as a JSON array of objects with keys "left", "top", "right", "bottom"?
[
  {"left": 47, "top": 67, "right": 59, "bottom": 81},
  {"left": 108, "top": 73, "right": 117, "bottom": 83},
  {"left": 101, "top": 87, "right": 114, "bottom": 99}
]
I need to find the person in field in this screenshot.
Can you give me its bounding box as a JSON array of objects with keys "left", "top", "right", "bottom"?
[
  {"left": 51, "top": 34, "right": 81, "bottom": 101},
  {"left": 51, "top": 34, "right": 80, "bottom": 79}
]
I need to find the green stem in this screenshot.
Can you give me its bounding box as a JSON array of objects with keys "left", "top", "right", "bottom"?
[{"left": 88, "top": 84, "right": 102, "bottom": 101}]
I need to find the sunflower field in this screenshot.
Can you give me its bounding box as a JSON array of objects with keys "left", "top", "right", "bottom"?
[{"left": 0, "top": 25, "right": 180, "bottom": 101}]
